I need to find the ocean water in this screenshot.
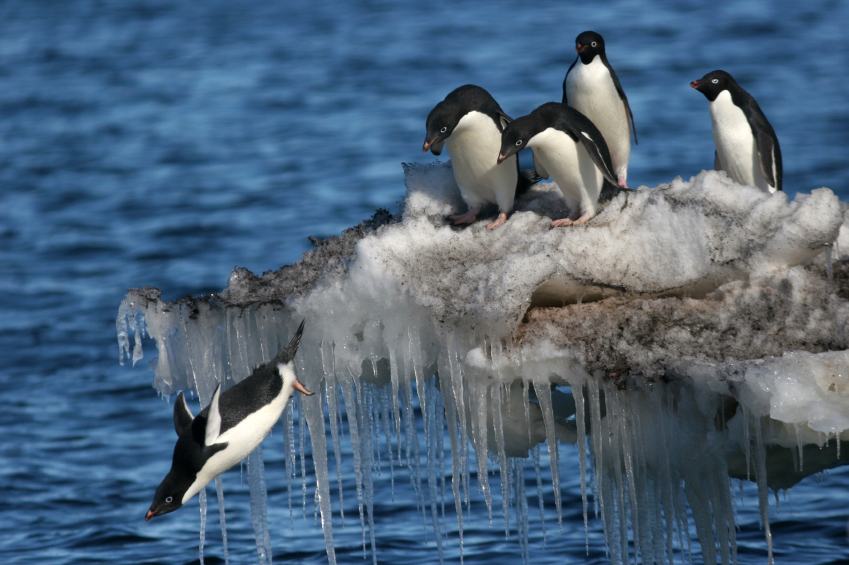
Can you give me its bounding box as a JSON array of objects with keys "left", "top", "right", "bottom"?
[{"left": 1, "top": 0, "right": 848, "bottom": 564}]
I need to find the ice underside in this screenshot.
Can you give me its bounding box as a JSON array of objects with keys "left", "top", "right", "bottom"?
[{"left": 118, "top": 163, "right": 849, "bottom": 565}]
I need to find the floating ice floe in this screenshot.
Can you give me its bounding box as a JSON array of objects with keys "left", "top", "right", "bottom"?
[{"left": 118, "top": 162, "right": 849, "bottom": 565}]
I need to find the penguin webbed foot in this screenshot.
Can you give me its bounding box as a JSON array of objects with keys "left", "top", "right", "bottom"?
[
  {"left": 485, "top": 212, "right": 508, "bottom": 230},
  {"left": 448, "top": 206, "right": 481, "bottom": 226},
  {"left": 551, "top": 210, "right": 591, "bottom": 228}
]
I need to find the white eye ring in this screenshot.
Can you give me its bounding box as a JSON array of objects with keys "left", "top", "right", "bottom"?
[
  {"left": 591, "top": 41, "right": 597, "bottom": 47},
  {"left": 440, "top": 126, "right": 447, "bottom": 133},
  {"left": 166, "top": 496, "right": 173, "bottom": 503},
  {"left": 711, "top": 78, "right": 718, "bottom": 84},
  {"left": 515, "top": 140, "right": 523, "bottom": 146}
]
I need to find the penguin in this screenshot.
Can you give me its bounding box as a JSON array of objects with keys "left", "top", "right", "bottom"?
[
  {"left": 423, "top": 84, "right": 534, "bottom": 229},
  {"left": 690, "top": 70, "right": 782, "bottom": 193},
  {"left": 562, "top": 31, "right": 637, "bottom": 189},
  {"left": 145, "top": 320, "right": 313, "bottom": 520},
  {"left": 497, "top": 102, "right": 620, "bottom": 227}
]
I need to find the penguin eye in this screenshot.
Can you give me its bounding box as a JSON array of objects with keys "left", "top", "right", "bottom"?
[
  {"left": 591, "top": 41, "right": 597, "bottom": 47},
  {"left": 515, "top": 140, "right": 523, "bottom": 146},
  {"left": 440, "top": 126, "right": 447, "bottom": 133},
  {"left": 711, "top": 79, "right": 718, "bottom": 84},
  {"left": 166, "top": 496, "right": 173, "bottom": 503}
]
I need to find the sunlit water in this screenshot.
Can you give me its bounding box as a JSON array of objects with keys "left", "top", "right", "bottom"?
[{"left": 1, "top": 1, "right": 848, "bottom": 563}]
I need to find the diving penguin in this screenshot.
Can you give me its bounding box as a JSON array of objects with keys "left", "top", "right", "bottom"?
[
  {"left": 498, "top": 102, "right": 620, "bottom": 227},
  {"left": 145, "top": 320, "right": 313, "bottom": 520},
  {"left": 423, "top": 84, "right": 534, "bottom": 229},
  {"left": 563, "top": 31, "right": 637, "bottom": 189},
  {"left": 690, "top": 70, "right": 782, "bottom": 193}
]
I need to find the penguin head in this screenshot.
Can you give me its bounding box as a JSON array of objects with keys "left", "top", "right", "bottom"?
[
  {"left": 575, "top": 31, "right": 605, "bottom": 64},
  {"left": 690, "top": 70, "right": 735, "bottom": 102},
  {"left": 145, "top": 468, "right": 194, "bottom": 520},
  {"left": 274, "top": 319, "right": 313, "bottom": 396},
  {"left": 423, "top": 99, "right": 461, "bottom": 155},
  {"left": 497, "top": 114, "right": 536, "bottom": 165}
]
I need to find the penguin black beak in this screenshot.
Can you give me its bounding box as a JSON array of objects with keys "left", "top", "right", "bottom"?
[
  {"left": 423, "top": 139, "right": 434, "bottom": 153},
  {"left": 496, "top": 154, "right": 508, "bottom": 165},
  {"left": 293, "top": 379, "right": 314, "bottom": 396},
  {"left": 575, "top": 44, "right": 584, "bottom": 52},
  {"left": 690, "top": 81, "right": 701, "bottom": 89},
  {"left": 145, "top": 509, "right": 156, "bottom": 521}
]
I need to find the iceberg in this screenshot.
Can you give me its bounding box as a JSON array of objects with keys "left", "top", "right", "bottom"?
[{"left": 118, "top": 162, "right": 849, "bottom": 565}]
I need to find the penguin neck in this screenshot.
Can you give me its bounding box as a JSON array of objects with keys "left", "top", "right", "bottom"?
[{"left": 578, "top": 51, "right": 602, "bottom": 66}]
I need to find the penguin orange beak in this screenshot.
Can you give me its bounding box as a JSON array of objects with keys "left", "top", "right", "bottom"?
[
  {"left": 690, "top": 81, "right": 701, "bottom": 89},
  {"left": 496, "top": 153, "right": 507, "bottom": 165},
  {"left": 293, "top": 379, "right": 314, "bottom": 396},
  {"left": 423, "top": 139, "right": 434, "bottom": 152},
  {"left": 575, "top": 44, "right": 584, "bottom": 52},
  {"left": 145, "top": 509, "right": 156, "bottom": 521}
]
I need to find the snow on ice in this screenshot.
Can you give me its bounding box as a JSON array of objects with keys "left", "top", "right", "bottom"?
[{"left": 118, "top": 162, "right": 849, "bottom": 565}]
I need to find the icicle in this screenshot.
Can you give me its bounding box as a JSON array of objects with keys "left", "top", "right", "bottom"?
[
  {"left": 531, "top": 446, "right": 546, "bottom": 544},
  {"left": 283, "top": 404, "right": 295, "bottom": 527},
  {"left": 199, "top": 488, "right": 207, "bottom": 565},
  {"left": 533, "top": 380, "right": 562, "bottom": 529},
  {"left": 492, "top": 382, "right": 509, "bottom": 537},
  {"left": 825, "top": 245, "right": 833, "bottom": 279},
  {"left": 754, "top": 418, "right": 774, "bottom": 565},
  {"left": 321, "top": 341, "right": 345, "bottom": 527},
  {"left": 214, "top": 476, "right": 229, "bottom": 565},
  {"left": 389, "top": 347, "right": 403, "bottom": 463},
  {"left": 440, "top": 348, "right": 466, "bottom": 563},
  {"left": 246, "top": 447, "right": 272, "bottom": 565},
  {"left": 298, "top": 392, "right": 308, "bottom": 519},
  {"left": 301, "top": 383, "right": 337, "bottom": 565},
  {"left": 338, "top": 369, "right": 369, "bottom": 560},
  {"left": 425, "top": 377, "right": 445, "bottom": 564},
  {"left": 572, "top": 383, "right": 589, "bottom": 552},
  {"left": 513, "top": 459, "right": 530, "bottom": 565}
]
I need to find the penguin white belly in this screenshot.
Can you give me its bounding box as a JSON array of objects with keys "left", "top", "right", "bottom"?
[
  {"left": 529, "top": 128, "right": 602, "bottom": 217},
  {"left": 446, "top": 111, "right": 518, "bottom": 212},
  {"left": 709, "top": 91, "right": 773, "bottom": 192},
  {"left": 566, "top": 58, "right": 630, "bottom": 180},
  {"left": 182, "top": 388, "right": 291, "bottom": 503}
]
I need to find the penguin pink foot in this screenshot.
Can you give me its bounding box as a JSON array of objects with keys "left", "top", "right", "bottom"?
[
  {"left": 449, "top": 206, "right": 481, "bottom": 225},
  {"left": 486, "top": 212, "right": 507, "bottom": 229},
  {"left": 551, "top": 210, "right": 590, "bottom": 228},
  {"left": 618, "top": 176, "right": 628, "bottom": 189}
]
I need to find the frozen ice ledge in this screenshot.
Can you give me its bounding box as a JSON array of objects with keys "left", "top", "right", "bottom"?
[{"left": 118, "top": 163, "right": 849, "bottom": 565}]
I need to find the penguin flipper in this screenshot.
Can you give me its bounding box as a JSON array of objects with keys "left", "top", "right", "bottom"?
[
  {"left": 737, "top": 93, "right": 782, "bottom": 192},
  {"left": 204, "top": 382, "right": 223, "bottom": 446},
  {"left": 755, "top": 130, "right": 782, "bottom": 191},
  {"left": 562, "top": 57, "right": 578, "bottom": 105},
  {"left": 714, "top": 150, "right": 722, "bottom": 171},
  {"left": 496, "top": 111, "right": 513, "bottom": 132},
  {"left": 174, "top": 392, "right": 194, "bottom": 437},
  {"left": 575, "top": 129, "right": 618, "bottom": 187},
  {"left": 532, "top": 149, "right": 549, "bottom": 180}
]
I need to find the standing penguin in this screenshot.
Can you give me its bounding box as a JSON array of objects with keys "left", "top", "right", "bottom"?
[
  {"left": 423, "top": 85, "right": 534, "bottom": 229},
  {"left": 497, "top": 102, "right": 620, "bottom": 227},
  {"left": 691, "top": 70, "right": 782, "bottom": 193},
  {"left": 563, "top": 31, "right": 637, "bottom": 189},
  {"left": 145, "top": 320, "right": 313, "bottom": 520}
]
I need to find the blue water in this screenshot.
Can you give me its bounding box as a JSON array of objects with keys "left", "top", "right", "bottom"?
[{"left": 2, "top": 0, "right": 848, "bottom": 563}]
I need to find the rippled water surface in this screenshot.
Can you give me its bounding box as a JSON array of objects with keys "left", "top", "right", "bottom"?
[{"left": 2, "top": 1, "right": 848, "bottom": 563}]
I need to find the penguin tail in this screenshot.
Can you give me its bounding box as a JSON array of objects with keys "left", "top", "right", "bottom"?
[
  {"left": 597, "top": 179, "right": 631, "bottom": 207},
  {"left": 516, "top": 169, "right": 542, "bottom": 196},
  {"left": 276, "top": 319, "right": 306, "bottom": 364}
]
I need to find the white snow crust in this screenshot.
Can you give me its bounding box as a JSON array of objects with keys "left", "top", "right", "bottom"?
[{"left": 118, "top": 162, "right": 849, "bottom": 565}]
